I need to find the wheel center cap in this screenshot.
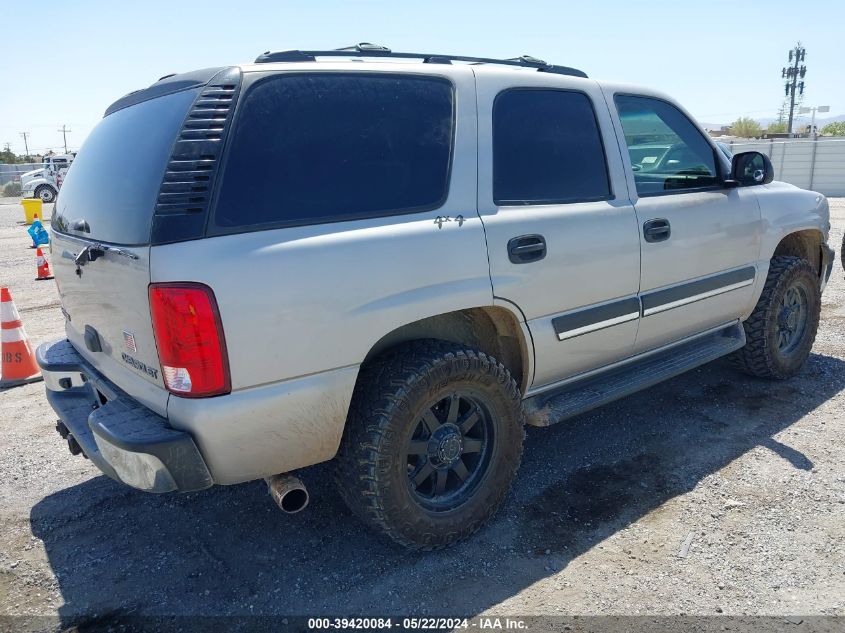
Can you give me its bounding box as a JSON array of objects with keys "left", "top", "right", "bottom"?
[
  {"left": 438, "top": 435, "right": 462, "bottom": 463},
  {"left": 430, "top": 423, "right": 463, "bottom": 465},
  {"left": 780, "top": 307, "right": 796, "bottom": 330}
]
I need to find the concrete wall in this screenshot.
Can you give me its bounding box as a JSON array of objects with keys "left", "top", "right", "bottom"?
[
  {"left": 0, "top": 163, "right": 42, "bottom": 187},
  {"left": 725, "top": 137, "right": 845, "bottom": 196}
]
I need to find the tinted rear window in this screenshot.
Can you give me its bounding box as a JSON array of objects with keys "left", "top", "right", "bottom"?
[
  {"left": 493, "top": 89, "right": 611, "bottom": 205},
  {"left": 213, "top": 73, "right": 454, "bottom": 230},
  {"left": 53, "top": 89, "right": 198, "bottom": 245}
]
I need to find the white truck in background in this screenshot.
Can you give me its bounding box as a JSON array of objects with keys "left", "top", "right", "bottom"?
[{"left": 21, "top": 153, "right": 76, "bottom": 203}]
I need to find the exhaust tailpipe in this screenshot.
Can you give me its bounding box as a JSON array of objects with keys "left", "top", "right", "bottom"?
[{"left": 266, "top": 474, "right": 309, "bottom": 514}]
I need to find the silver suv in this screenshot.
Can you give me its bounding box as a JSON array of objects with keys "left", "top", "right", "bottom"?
[{"left": 39, "top": 45, "right": 834, "bottom": 550}]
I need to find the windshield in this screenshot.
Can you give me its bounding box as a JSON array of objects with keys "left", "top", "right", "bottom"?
[{"left": 52, "top": 88, "right": 198, "bottom": 245}]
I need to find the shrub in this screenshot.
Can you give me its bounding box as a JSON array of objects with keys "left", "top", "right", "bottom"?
[
  {"left": 730, "top": 117, "right": 763, "bottom": 138},
  {"left": 3, "top": 181, "right": 22, "bottom": 197}
]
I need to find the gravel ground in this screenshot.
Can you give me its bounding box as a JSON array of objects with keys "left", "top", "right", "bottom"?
[{"left": 0, "top": 196, "right": 844, "bottom": 628}]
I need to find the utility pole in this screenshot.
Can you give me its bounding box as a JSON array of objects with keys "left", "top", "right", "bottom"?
[
  {"left": 782, "top": 42, "right": 806, "bottom": 135},
  {"left": 19, "top": 132, "right": 30, "bottom": 160},
  {"left": 57, "top": 124, "right": 71, "bottom": 154}
]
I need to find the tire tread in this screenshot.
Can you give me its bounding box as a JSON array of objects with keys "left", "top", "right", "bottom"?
[
  {"left": 731, "top": 255, "right": 820, "bottom": 379},
  {"left": 334, "top": 340, "right": 524, "bottom": 550}
]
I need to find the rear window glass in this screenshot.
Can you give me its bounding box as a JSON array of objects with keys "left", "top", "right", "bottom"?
[
  {"left": 493, "top": 89, "right": 611, "bottom": 205},
  {"left": 213, "top": 73, "right": 454, "bottom": 230},
  {"left": 53, "top": 89, "right": 198, "bottom": 245}
]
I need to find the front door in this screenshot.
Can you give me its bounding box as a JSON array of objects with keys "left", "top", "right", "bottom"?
[
  {"left": 608, "top": 92, "right": 763, "bottom": 353},
  {"left": 476, "top": 71, "right": 641, "bottom": 389}
]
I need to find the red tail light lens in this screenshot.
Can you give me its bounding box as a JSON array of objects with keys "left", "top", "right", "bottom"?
[{"left": 149, "top": 283, "right": 230, "bottom": 398}]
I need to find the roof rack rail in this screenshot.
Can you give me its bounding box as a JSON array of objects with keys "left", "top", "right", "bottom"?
[{"left": 254, "top": 43, "right": 588, "bottom": 78}]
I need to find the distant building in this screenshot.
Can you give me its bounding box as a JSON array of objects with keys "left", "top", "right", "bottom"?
[{"left": 707, "top": 126, "right": 733, "bottom": 137}]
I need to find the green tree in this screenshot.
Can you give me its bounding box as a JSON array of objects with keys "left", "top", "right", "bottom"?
[
  {"left": 820, "top": 121, "right": 845, "bottom": 136},
  {"left": 730, "top": 117, "right": 763, "bottom": 138},
  {"left": 766, "top": 121, "right": 787, "bottom": 134}
]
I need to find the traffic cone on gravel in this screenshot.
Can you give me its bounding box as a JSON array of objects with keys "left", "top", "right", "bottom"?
[
  {"left": 0, "top": 288, "right": 42, "bottom": 389},
  {"left": 35, "top": 247, "right": 53, "bottom": 281}
]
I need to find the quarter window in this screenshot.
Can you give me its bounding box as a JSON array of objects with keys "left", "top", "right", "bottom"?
[
  {"left": 615, "top": 95, "right": 719, "bottom": 196},
  {"left": 493, "top": 89, "right": 611, "bottom": 205},
  {"left": 214, "top": 74, "right": 454, "bottom": 229}
]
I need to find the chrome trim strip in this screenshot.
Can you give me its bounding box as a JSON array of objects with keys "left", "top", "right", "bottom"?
[
  {"left": 557, "top": 311, "right": 640, "bottom": 341},
  {"left": 640, "top": 265, "right": 756, "bottom": 316},
  {"left": 551, "top": 296, "right": 641, "bottom": 341},
  {"left": 642, "top": 278, "right": 754, "bottom": 317}
]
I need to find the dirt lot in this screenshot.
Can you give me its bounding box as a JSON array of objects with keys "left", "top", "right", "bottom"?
[{"left": 1, "top": 196, "right": 844, "bottom": 628}]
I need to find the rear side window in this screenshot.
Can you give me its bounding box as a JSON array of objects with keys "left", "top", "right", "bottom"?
[
  {"left": 213, "top": 73, "right": 454, "bottom": 230},
  {"left": 493, "top": 89, "right": 610, "bottom": 205},
  {"left": 52, "top": 89, "right": 198, "bottom": 245}
]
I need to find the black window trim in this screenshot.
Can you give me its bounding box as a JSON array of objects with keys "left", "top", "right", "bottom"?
[
  {"left": 492, "top": 86, "right": 615, "bottom": 207},
  {"left": 206, "top": 70, "right": 457, "bottom": 237},
  {"left": 614, "top": 92, "right": 727, "bottom": 199}
]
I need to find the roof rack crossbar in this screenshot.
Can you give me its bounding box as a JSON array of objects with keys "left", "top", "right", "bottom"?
[{"left": 254, "top": 45, "right": 587, "bottom": 78}]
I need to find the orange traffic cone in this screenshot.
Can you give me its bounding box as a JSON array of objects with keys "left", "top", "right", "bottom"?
[
  {"left": 0, "top": 288, "right": 42, "bottom": 389},
  {"left": 35, "top": 247, "right": 54, "bottom": 281}
]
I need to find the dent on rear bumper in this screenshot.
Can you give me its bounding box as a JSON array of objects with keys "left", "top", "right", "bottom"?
[{"left": 167, "top": 365, "right": 359, "bottom": 485}]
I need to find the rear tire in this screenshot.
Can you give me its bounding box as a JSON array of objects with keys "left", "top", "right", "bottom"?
[
  {"left": 732, "top": 255, "right": 820, "bottom": 379},
  {"left": 335, "top": 340, "right": 524, "bottom": 550}
]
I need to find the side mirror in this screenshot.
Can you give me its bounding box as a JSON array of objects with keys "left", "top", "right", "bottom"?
[{"left": 727, "top": 151, "right": 774, "bottom": 187}]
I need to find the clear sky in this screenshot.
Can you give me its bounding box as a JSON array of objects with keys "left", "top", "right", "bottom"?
[{"left": 2, "top": 0, "right": 843, "bottom": 155}]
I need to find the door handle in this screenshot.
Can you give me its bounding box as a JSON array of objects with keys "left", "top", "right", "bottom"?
[
  {"left": 507, "top": 234, "right": 546, "bottom": 264},
  {"left": 643, "top": 218, "right": 671, "bottom": 243}
]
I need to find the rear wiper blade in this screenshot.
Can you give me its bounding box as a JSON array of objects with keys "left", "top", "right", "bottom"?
[
  {"left": 71, "top": 243, "right": 139, "bottom": 269},
  {"left": 98, "top": 244, "right": 140, "bottom": 261}
]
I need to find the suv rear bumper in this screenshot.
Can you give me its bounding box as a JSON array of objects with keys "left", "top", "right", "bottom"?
[{"left": 37, "top": 339, "right": 213, "bottom": 493}]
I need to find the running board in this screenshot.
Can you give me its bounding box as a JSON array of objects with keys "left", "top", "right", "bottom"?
[{"left": 524, "top": 322, "right": 746, "bottom": 427}]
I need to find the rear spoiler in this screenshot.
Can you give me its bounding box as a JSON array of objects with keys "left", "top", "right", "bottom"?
[{"left": 104, "top": 67, "right": 231, "bottom": 117}]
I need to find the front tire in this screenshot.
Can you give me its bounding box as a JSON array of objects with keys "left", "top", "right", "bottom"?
[
  {"left": 732, "top": 255, "right": 821, "bottom": 379},
  {"left": 35, "top": 185, "right": 56, "bottom": 203},
  {"left": 335, "top": 340, "right": 524, "bottom": 550}
]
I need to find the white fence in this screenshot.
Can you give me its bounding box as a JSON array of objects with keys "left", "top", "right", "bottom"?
[
  {"left": 724, "top": 137, "right": 845, "bottom": 197},
  {"left": 0, "top": 163, "right": 42, "bottom": 188}
]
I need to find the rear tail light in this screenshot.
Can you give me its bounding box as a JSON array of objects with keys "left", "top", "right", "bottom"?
[{"left": 149, "top": 283, "right": 230, "bottom": 398}]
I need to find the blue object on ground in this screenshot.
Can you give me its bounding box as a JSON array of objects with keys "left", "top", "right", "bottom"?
[{"left": 27, "top": 220, "right": 50, "bottom": 247}]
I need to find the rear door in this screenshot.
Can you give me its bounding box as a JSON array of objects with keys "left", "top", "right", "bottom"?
[
  {"left": 475, "top": 70, "right": 642, "bottom": 389},
  {"left": 50, "top": 88, "right": 200, "bottom": 416}
]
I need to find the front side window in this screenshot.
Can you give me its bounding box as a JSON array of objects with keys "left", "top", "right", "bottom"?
[
  {"left": 615, "top": 95, "right": 719, "bottom": 196},
  {"left": 493, "top": 89, "right": 611, "bottom": 205},
  {"left": 213, "top": 73, "right": 454, "bottom": 230}
]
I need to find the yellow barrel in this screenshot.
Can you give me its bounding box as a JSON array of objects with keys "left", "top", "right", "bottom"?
[{"left": 21, "top": 199, "right": 44, "bottom": 225}]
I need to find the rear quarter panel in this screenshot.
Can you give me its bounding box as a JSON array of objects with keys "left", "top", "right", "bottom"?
[{"left": 150, "top": 65, "right": 497, "bottom": 481}]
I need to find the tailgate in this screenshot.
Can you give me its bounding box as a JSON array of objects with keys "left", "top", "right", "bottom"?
[
  {"left": 52, "top": 233, "right": 168, "bottom": 416},
  {"left": 46, "top": 87, "right": 202, "bottom": 417}
]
